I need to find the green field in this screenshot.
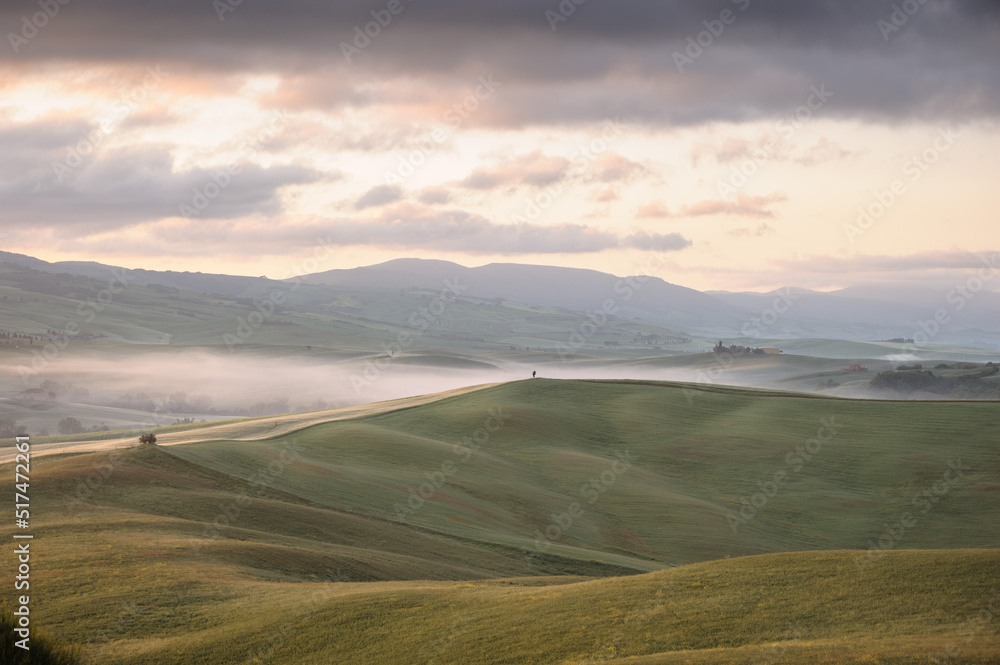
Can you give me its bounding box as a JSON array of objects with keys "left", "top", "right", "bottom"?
[{"left": 2, "top": 379, "right": 998, "bottom": 663}]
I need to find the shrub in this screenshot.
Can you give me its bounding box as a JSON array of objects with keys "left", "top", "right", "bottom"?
[
  {"left": 57, "top": 417, "right": 85, "bottom": 435},
  {"left": 0, "top": 603, "right": 84, "bottom": 665}
]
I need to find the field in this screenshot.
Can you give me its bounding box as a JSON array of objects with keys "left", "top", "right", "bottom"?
[{"left": 2, "top": 379, "right": 998, "bottom": 663}]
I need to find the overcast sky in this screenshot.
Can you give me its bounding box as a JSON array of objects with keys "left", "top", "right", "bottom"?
[{"left": 1, "top": 0, "right": 997, "bottom": 291}]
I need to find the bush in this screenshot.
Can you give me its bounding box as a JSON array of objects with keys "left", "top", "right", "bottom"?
[
  {"left": 56, "top": 417, "right": 85, "bottom": 435},
  {"left": 1, "top": 603, "right": 83, "bottom": 665},
  {"left": 139, "top": 433, "right": 157, "bottom": 445}
]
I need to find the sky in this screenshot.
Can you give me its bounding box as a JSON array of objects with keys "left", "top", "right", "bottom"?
[{"left": 0, "top": 0, "right": 998, "bottom": 292}]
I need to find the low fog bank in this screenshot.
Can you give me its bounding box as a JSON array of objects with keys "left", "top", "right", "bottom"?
[
  {"left": 4, "top": 348, "right": 992, "bottom": 437},
  {"left": 0, "top": 349, "right": 784, "bottom": 435}
]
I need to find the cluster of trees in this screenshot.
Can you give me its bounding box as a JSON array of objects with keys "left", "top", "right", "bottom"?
[
  {"left": 56, "top": 418, "right": 110, "bottom": 435},
  {"left": 871, "top": 363, "right": 1000, "bottom": 398},
  {"left": 0, "top": 419, "right": 28, "bottom": 438}
]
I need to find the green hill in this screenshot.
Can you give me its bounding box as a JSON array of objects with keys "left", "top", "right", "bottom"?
[{"left": 1, "top": 379, "right": 997, "bottom": 663}]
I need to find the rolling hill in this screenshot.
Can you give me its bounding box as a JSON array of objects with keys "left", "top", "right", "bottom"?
[{"left": 2, "top": 379, "right": 997, "bottom": 663}]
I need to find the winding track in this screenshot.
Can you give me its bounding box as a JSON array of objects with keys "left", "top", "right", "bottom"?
[{"left": 1, "top": 382, "right": 501, "bottom": 463}]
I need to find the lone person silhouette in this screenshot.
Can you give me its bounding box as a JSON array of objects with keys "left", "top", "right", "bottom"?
[{"left": 532, "top": 371, "right": 536, "bottom": 378}]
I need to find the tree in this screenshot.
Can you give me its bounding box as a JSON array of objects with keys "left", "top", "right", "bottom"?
[
  {"left": 57, "top": 417, "right": 85, "bottom": 435},
  {"left": 138, "top": 433, "right": 157, "bottom": 445}
]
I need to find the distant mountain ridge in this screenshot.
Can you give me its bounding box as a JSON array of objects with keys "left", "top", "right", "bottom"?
[{"left": 1, "top": 250, "right": 998, "bottom": 344}]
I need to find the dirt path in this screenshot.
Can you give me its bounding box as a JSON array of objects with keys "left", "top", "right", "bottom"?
[{"left": 2, "top": 382, "right": 501, "bottom": 463}]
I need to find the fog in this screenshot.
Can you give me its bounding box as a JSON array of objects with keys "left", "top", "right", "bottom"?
[{"left": 0, "top": 348, "right": 772, "bottom": 434}]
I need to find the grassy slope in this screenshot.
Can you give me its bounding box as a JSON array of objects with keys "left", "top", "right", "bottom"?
[
  {"left": 1, "top": 379, "right": 998, "bottom": 663},
  {"left": 169, "top": 379, "right": 1000, "bottom": 565}
]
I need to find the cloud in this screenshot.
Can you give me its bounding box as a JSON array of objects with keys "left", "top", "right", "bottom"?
[
  {"left": 775, "top": 250, "right": 1000, "bottom": 275},
  {"left": 729, "top": 223, "right": 775, "bottom": 237},
  {"left": 418, "top": 188, "right": 452, "bottom": 205},
  {"left": 794, "top": 137, "right": 857, "bottom": 166},
  {"left": 637, "top": 200, "right": 672, "bottom": 218},
  {"left": 355, "top": 184, "right": 403, "bottom": 209},
  {"left": 682, "top": 192, "right": 787, "bottom": 218},
  {"left": 3, "top": 1, "right": 997, "bottom": 127},
  {"left": 623, "top": 232, "right": 692, "bottom": 252},
  {"left": 592, "top": 187, "right": 619, "bottom": 203},
  {"left": 590, "top": 153, "right": 646, "bottom": 183},
  {"left": 461, "top": 150, "right": 569, "bottom": 190},
  {"left": 0, "top": 142, "right": 324, "bottom": 230},
  {"left": 218, "top": 203, "right": 694, "bottom": 255}
]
